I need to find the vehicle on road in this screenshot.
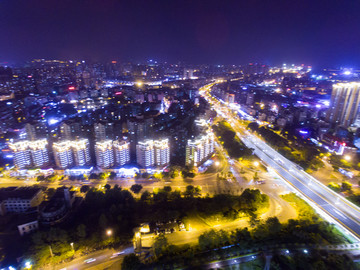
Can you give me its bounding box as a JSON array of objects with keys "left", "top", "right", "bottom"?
[{"left": 84, "top": 258, "right": 96, "bottom": 264}]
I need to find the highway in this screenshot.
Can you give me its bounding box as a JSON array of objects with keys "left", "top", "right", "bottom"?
[
  {"left": 240, "top": 132, "right": 360, "bottom": 240},
  {"left": 48, "top": 246, "right": 133, "bottom": 270},
  {"left": 200, "top": 82, "right": 360, "bottom": 242}
]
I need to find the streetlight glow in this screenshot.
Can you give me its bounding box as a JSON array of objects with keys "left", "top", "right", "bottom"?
[
  {"left": 253, "top": 161, "right": 259, "bottom": 167},
  {"left": 106, "top": 229, "right": 112, "bottom": 236},
  {"left": 344, "top": 155, "right": 351, "bottom": 161}
]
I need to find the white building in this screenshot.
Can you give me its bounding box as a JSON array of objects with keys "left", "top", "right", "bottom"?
[
  {"left": 8, "top": 139, "right": 50, "bottom": 169},
  {"left": 53, "top": 139, "right": 91, "bottom": 169},
  {"left": 186, "top": 133, "right": 215, "bottom": 167},
  {"left": 136, "top": 140, "right": 155, "bottom": 168},
  {"left": 113, "top": 140, "right": 130, "bottom": 166},
  {"left": 136, "top": 139, "right": 170, "bottom": 168},
  {"left": 0, "top": 187, "right": 44, "bottom": 214},
  {"left": 327, "top": 82, "right": 360, "bottom": 127},
  {"left": 28, "top": 139, "right": 49, "bottom": 167},
  {"left": 18, "top": 219, "right": 39, "bottom": 236},
  {"left": 53, "top": 141, "right": 74, "bottom": 169},
  {"left": 154, "top": 139, "right": 170, "bottom": 166},
  {"left": 8, "top": 141, "right": 31, "bottom": 169},
  {"left": 95, "top": 140, "right": 115, "bottom": 168},
  {"left": 72, "top": 139, "right": 91, "bottom": 166}
]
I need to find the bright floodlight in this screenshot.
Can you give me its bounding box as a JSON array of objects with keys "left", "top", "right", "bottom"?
[
  {"left": 253, "top": 161, "right": 259, "bottom": 167},
  {"left": 215, "top": 161, "right": 220, "bottom": 166},
  {"left": 106, "top": 229, "right": 112, "bottom": 236},
  {"left": 48, "top": 118, "right": 59, "bottom": 125},
  {"left": 344, "top": 155, "right": 351, "bottom": 161},
  {"left": 304, "top": 249, "right": 308, "bottom": 254}
]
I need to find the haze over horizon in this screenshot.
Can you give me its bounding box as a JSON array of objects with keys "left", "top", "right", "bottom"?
[{"left": 1, "top": 0, "right": 360, "bottom": 67}]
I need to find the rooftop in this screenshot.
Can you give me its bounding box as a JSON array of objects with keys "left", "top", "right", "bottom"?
[{"left": 0, "top": 187, "right": 42, "bottom": 201}]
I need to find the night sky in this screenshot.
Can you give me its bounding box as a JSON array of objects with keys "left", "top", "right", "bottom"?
[{"left": 1, "top": 0, "right": 360, "bottom": 67}]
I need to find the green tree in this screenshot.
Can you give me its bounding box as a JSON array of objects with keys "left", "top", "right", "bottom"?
[
  {"left": 121, "top": 254, "right": 142, "bottom": 270},
  {"left": 130, "top": 184, "right": 143, "bottom": 194},
  {"left": 184, "top": 185, "right": 195, "bottom": 197},
  {"left": 109, "top": 172, "right": 116, "bottom": 180},
  {"left": 99, "top": 172, "right": 107, "bottom": 180},
  {"left": 141, "top": 190, "right": 151, "bottom": 201},
  {"left": 249, "top": 212, "right": 260, "bottom": 227},
  {"left": 342, "top": 181, "right": 352, "bottom": 192},
  {"left": 265, "top": 217, "right": 282, "bottom": 234},
  {"left": 80, "top": 185, "right": 90, "bottom": 193},
  {"left": 76, "top": 224, "right": 86, "bottom": 238},
  {"left": 328, "top": 182, "right": 341, "bottom": 192},
  {"left": 99, "top": 213, "right": 108, "bottom": 229},
  {"left": 163, "top": 186, "right": 172, "bottom": 193},
  {"left": 153, "top": 234, "right": 168, "bottom": 257}
]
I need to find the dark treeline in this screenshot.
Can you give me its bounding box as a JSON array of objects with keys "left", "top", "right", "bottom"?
[{"left": 18, "top": 186, "right": 268, "bottom": 267}]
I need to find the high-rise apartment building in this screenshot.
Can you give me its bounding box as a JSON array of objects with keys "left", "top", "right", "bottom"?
[
  {"left": 59, "top": 123, "right": 72, "bottom": 140},
  {"left": 113, "top": 140, "right": 130, "bottom": 166},
  {"left": 53, "top": 141, "right": 73, "bottom": 169},
  {"left": 25, "top": 123, "right": 36, "bottom": 141},
  {"left": 28, "top": 139, "right": 49, "bottom": 167},
  {"left": 25, "top": 122, "right": 48, "bottom": 140},
  {"left": 72, "top": 139, "right": 91, "bottom": 166},
  {"left": 127, "top": 118, "right": 154, "bottom": 142},
  {"left": 326, "top": 82, "right": 360, "bottom": 127},
  {"left": 8, "top": 139, "right": 50, "bottom": 169},
  {"left": 8, "top": 141, "right": 31, "bottom": 169},
  {"left": 53, "top": 139, "right": 91, "bottom": 168},
  {"left": 136, "top": 139, "right": 170, "bottom": 167},
  {"left": 59, "top": 121, "right": 82, "bottom": 140},
  {"left": 95, "top": 140, "right": 114, "bottom": 168},
  {"left": 136, "top": 140, "right": 154, "bottom": 168},
  {"left": 154, "top": 139, "right": 170, "bottom": 166},
  {"left": 94, "top": 123, "right": 106, "bottom": 141},
  {"left": 186, "top": 133, "right": 214, "bottom": 167}
]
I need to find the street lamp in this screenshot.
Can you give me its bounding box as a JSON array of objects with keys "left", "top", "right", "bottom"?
[
  {"left": 24, "top": 261, "right": 32, "bottom": 269},
  {"left": 215, "top": 161, "right": 220, "bottom": 166},
  {"left": 344, "top": 155, "right": 351, "bottom": 161},
  {"left": 106, "top": 229, "right": 113, "bottom": 236},
  {"left": 70, "top": 242, "right": 74, "bottom": 252},
  {"left": 253, "top": 161, "right": 259, "bottom": 167}
]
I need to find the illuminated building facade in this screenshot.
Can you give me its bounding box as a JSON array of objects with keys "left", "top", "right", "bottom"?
[
  {"left": 154, "top": 139, "right": 170, "bottom": 166},
  {"left": 95, "top": 140, "right": 114, "bottom": 168},
  {"left": 72, "top": 139, "right": 91, "bottom": 166},
  {"left": 186, "top": 133, "right": 215, "bottom": 167},
  {"left": 326, "top": 82, "right": 360, "bottom": 127},
  {"left": 113, "top": 140, "right": 130, "bottom": 166},
  {"left": 136, "top": 140, "right": 155, "bottom": 168},
  {"left": 136, "top": 139, "right": 169, "bottom": 167},
  {"left": 8, "top": 141, "right": 31, "bottom": 169},
  {"left": 28, "top": 139, "right": 50, "bottom": 167},
  {"left": 53, "top": 139, "right": 91, "bottom": 168},
  {"left": 53, "top": 141, "right": 73, "bottom": 169},
  {"left": 8, "top": 139, "right": 49, "bottom": 168}
]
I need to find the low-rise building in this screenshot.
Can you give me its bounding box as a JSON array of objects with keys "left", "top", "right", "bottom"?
[
  {"left": 0, "top": 187, "right": 44, "bottom": 214},
  {"left": 40, "top": 188, "right": 75, "bottom": 225},
  {"left": 17, "top": 213, "right": 39, "bottom": 236}
]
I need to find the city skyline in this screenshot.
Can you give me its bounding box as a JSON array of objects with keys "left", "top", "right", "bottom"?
[{"left": 3, "top": 1, "right": 360, "bottom": 269}]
